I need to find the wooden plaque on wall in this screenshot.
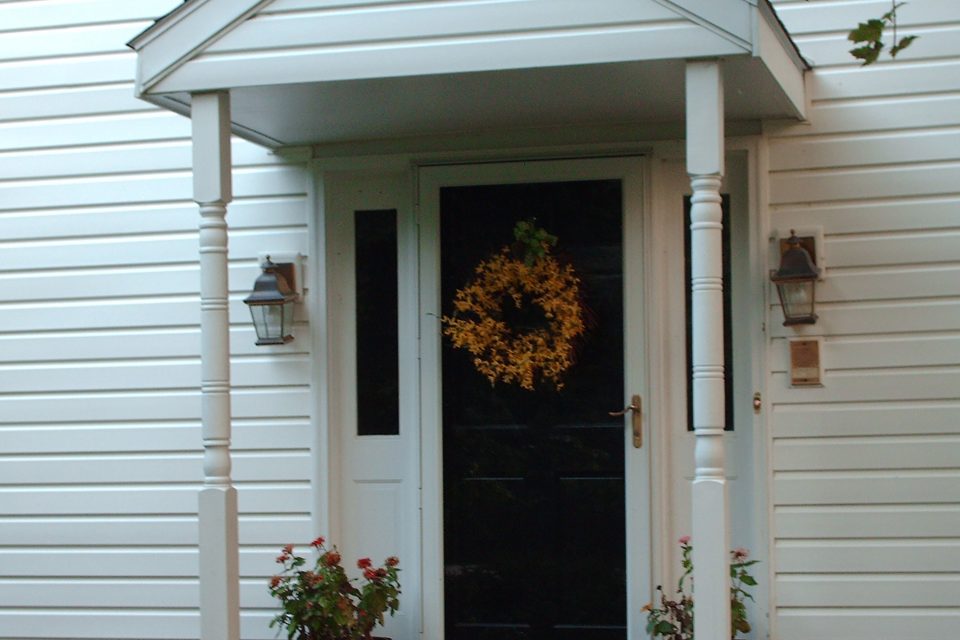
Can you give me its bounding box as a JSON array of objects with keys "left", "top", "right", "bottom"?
[{"left": 790, "top": 338, "right": 822, "bottom": 386}]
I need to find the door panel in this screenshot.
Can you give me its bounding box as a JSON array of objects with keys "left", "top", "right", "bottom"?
[
  {"left": 441, "top": 180, "right": 625, "bottom": 639},
  {"left": 420, "top": 158, "right": 650, "bottom": 640}
]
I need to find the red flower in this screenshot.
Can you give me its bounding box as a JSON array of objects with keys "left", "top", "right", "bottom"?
[
  {"left": 376, "top": 568, "right": 387, "bottom": 578},
  {"left": 324, "top": 551, "right": 341, "bottom": 566},
  {"left": 357, "top": 557, "right": 372, "bottom": 569},
  {"left": 363, "top": 567, "right": 378, "bottom": 580},
  {"left": 301, "top": 571, "right": 323, "bottom": 587},
  {"left": 310, "top": 536, "right": 325, "bottom": 548},
  {"left": 283, "top": 543, "right": 295, "bottom": 555},
  {"left": 269, "top": 575, "right": 282, "bottom": 588},
  {"left": 386, "top": 556, "right": 399, "bottom": 567},
  {"left": 276, "top": 554, "right": 288, "bottom": 564}
]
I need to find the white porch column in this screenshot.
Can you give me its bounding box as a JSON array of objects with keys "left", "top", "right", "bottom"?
[
  {"left": 192, "top": 91, "right": 240, "bottom": 640},
  {"left": 685, "top": 60, "right": 730, "bottom": 640}
]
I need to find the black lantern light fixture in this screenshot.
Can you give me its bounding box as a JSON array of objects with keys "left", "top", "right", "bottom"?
[
  {"left": 243, "top": 257, "right": 298, "bottom": 345},
  {"left": 770, "top": 230, "right": 821, "bottom": 326}
]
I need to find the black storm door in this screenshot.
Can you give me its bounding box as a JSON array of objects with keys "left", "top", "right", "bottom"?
[{"left": 440, "top": 179, "right": 627, "bottom": 640}]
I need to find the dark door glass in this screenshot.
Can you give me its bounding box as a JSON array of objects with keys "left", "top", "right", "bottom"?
[
  {"left": 355, "top": 209, "right": 400, "bottom": 436},
  {"left": 440, "top": 180, "right": 626, "bottom": 640}
]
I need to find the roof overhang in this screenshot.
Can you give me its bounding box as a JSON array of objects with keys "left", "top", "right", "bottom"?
[{"left": 129, "top": 0, "right": 807, "bottom": 150}]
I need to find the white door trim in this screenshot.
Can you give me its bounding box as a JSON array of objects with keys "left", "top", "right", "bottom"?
[{"left": 417, "top": 156, "right": 652, "bottom": 639}]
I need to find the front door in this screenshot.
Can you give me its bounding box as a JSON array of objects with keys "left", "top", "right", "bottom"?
[{"left": 419, "top": 158, "right": 650, "bottom": 640}]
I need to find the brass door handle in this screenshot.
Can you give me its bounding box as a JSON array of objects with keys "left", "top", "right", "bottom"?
[{"left": 609, "top": 394, "right": 642, "bottom": 448}]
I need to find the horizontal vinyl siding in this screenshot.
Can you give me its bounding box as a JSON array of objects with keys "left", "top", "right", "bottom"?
[
  {"left": 768, "top": 2, "right": 960, "bottom": 639},
  {"left": 0, "top": 3, "right": 312, "bottom": 639}
]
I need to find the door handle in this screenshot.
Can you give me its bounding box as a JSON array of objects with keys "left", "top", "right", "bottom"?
[{"left": 609, "top": 394, "right": 642, "bottom": 449}]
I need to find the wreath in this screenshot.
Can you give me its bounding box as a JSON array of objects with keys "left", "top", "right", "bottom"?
[{"left": 442, "top": 220, "right": 586, "bottom": 390}]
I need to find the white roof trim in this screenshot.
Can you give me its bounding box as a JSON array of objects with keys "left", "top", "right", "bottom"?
[
  {"left": 654, "top": 0, "right": 753, "bottom": 50},
  {"left": 128, "top": 0, "right": 275, "bottom": 96},
  {"left": 131, "top": 0, "right": 782, "bottom": 98},
  {"left": 755, "top": 2, "right": 808, "bottom": 119}
]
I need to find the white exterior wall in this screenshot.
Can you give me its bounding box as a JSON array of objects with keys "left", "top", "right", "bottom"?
[
  {"left": 0, "top": 2, "right": 313, "bottom": 639},
  {"left": 3, "top": 1, "right": 959, "bottom": 639},
  {"left": 767, "top": 2, "right": 960, "bottom": 638}
]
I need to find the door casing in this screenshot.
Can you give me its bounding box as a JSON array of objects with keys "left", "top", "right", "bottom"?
[{"left": 314, "top": 145, "right": 765, "bottom": 640}]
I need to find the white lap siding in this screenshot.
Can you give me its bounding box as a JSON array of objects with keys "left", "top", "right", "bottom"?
[
  {"left": 0, "top": 2, "right": 313, "bottom": 639},
  {"left": 768, "top": 2, "right": 960, "bottom": 639}
]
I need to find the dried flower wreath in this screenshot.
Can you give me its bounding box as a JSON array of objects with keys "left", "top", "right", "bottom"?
[{"left": 442, "top": 220, "right": 585, "bottom": 390}]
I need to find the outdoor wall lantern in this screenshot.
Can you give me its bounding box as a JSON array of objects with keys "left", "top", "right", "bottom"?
[
  {"left": 243, "top": 257, "right": 298, "bottom": 345},
  {"left": 770, "top": 230, "right": 821, "bottom": 326}
]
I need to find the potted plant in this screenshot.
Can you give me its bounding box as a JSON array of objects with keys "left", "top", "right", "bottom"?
[
  {"left": 268, "top": 537, "right": 400, "bottom": 640},
  {"left": 644, "top": 536, "right": 758, "bottom": 640}
]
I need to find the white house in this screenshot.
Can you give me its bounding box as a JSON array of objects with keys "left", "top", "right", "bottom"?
[{"left": 0, "top": 1, "right": 957, "bottom": 640}]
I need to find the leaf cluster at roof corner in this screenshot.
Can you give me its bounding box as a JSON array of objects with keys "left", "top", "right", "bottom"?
[
  {"left": 847, "top": 1, "right": 918, "bottom": 65},
  {"left": 805, "top": 0, "right": 919, "bottom": 66}
]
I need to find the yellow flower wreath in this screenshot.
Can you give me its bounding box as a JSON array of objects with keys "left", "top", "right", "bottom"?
[{"left": 442, "top": 242, "right": 585, "bottom": 391}]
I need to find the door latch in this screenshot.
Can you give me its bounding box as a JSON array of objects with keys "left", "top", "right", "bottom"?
[{"left": 609, "top": 394, "right": 642, "bottom": 449}]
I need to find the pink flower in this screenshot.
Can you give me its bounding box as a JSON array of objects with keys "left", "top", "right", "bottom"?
[
  {"left": 733, "top": 547, "right": 749, "bottom": 561},
  {"left": 269, "top": 575, "right": 282, "bottom": 588},
  {"left": 678, "top": 535, "right": 691, "bottom": 545},
  {"left": 282, "top": 544, "right": 294, "bottom": 555}
]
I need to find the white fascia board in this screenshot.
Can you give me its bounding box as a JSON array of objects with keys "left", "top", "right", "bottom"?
[
  {"left": 754, "top": 2, "right": 807, "bottom": 120},
  {"left": 654, "top": 0, "right": 753, "bottom": 50},
  {"left": 140, "top": 92, "right": 287, "bottom": 148},
  {"left": 130, "top": 0, "right": 275, "bottom": 97}
]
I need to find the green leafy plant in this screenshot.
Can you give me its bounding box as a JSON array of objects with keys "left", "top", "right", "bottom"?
[
  {"left": 644, "top": 537, "right": 758, "bottom": 640},
  {"left": 269, "top": 537, "right": 400, "bottom": 640},
  {"left": 847, "top": 1, "right": 917, "bottom": 65},
  {"left": 513, "top": 218, "right": 557, "bottom": 265}
]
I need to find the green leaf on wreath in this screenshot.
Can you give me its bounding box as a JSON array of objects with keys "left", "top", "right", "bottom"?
[{"left": 655, "top": 621, "right": 677, "bottom": 635}]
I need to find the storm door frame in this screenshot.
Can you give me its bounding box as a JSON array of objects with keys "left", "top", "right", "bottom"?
[{"left": 417, "top": 156, "right": 652, "bottom": 639}]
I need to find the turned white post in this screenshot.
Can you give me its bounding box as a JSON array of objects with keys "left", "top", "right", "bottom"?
[
  {"left": 192, "top": 91, "right": 240, "bottom": 640},
  {"left": 686, "top": 60, "right": 730, "bottom": 640}
]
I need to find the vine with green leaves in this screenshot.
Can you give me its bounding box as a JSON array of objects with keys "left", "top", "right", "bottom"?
[{"left": 846, "top": 1, "right": 917, "bottom": 65}]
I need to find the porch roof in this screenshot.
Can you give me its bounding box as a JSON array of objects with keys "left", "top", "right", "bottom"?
[{"left": 129, "top": 0, "right": 807, "bottom": 150}]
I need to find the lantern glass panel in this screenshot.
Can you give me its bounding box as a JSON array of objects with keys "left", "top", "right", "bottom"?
[
  {"left": 249, "top": 303, "right": 287, "bottom": 345},
  {"left": 777, "top": 280, "right": 816, "bottom": 323},
  {"left": 281, "top": 300, "right": 295, "bottom": 339}
]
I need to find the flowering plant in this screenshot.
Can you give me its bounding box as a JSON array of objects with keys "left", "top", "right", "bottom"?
[
  {"left": 268, "top": 537, "right": 400, "bottom": 640},
  {"left": 644, "top": 537, "right": 758, "bottom": 640}
]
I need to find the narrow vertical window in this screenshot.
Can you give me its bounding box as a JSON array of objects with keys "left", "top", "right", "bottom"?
[
  {"left": 355, "top": 209, "right": 400, "bottom": 436},
  {"left": 685, "top": 195, "right": 734, "bottom": 431}
]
